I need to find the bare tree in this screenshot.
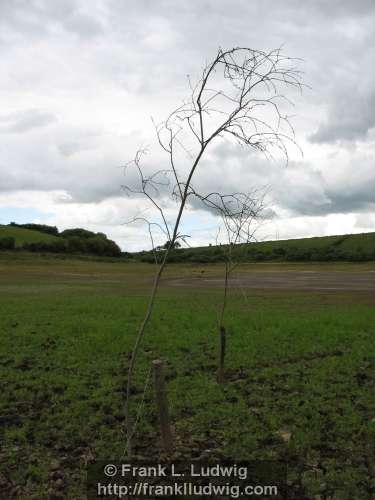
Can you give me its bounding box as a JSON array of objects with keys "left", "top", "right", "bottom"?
[
  {"left": 123, "top": 47, "right": 303, "bottom": 455},
  {"left": 191, "top": 188, "right": 267, "bottom": 383}
]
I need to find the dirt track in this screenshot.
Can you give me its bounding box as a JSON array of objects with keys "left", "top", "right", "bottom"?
[{"left": 168, "top": 270, "right": 375, "bottom": 291}]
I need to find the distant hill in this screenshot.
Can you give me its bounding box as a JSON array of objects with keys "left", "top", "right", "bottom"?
[
  {"left": 3, "top": 223, "right": 374, "bottom": 262},
  {"left": 0, "top": 224, "right": 60, "bottom": 247},
  {"left": 0, "top": 223, "right": 122, "bottom": 257},
  {"left": 137, "top": 232, "right": 375, "bottom": 263}
]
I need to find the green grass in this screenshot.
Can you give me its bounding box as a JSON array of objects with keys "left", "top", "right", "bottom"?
[
  {"left": 0, "top": 255, "right": 374, "bottom": 498},
  {"left": 0, "top": 225, "right": 60, "bottom": 247}
]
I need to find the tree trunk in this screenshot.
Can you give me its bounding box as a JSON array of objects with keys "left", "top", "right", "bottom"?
[{"left": 217, "top": 326, "right": 226, "bottom": 384}]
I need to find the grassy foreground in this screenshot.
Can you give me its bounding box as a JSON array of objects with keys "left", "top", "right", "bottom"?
[{"left": 0, "top": 254, "right": 374, "bottom": 498}]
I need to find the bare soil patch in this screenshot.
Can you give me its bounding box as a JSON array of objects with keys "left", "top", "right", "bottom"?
[{"left": 168, "top": 270, "right": 375, "bottom": 291}]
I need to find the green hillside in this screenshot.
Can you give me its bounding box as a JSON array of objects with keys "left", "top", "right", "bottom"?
[
  {"left": 138, "top": 232, "right": 375, "bottom": 263},
  {"left": 0, "top": 224, "right": 60, "bottom": 247},
  {"left": 235, "top": 232, "right": 375, "bottom": 261},
  {"left": 0, "top": 223, "right": 122, "bottom": 257}
]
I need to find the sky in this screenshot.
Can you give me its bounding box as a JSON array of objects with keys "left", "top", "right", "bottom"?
[{"left": 1, "top": 0, "right": 375, "bottom": 251}]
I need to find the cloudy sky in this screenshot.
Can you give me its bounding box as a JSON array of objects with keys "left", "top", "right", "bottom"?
[{"left": 1, "top": 0, "right": 375, "bottom": 251}]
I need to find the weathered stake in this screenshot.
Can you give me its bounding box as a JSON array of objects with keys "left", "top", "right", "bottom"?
[{"left": 153, "top": 359, "right": 173, "bottom": 453}]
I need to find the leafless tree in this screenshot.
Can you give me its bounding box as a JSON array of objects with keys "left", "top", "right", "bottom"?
[
  {"left": 123, "top": 46, "right": 303, "bottom": 455},
  {"left": 191, "top": 188, "right": 267, "bottom": 383}
]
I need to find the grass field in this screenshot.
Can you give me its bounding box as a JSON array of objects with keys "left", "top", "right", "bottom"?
[{"left": 0, "top": 253, "right": 374, "bottom": 498}]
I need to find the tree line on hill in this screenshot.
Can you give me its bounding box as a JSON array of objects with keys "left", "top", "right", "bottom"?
[
  {"left": 9, "top": 222, "right": 59, "bottom": 236},
  {"left": 2, "top": 224, "right": 374, "bottom": 262},
  {"left": 137, "top": 239, "right": 375, "bottom": 263},
  {"left": 0, "top": 223, "right": 122, "bottom": 257}
]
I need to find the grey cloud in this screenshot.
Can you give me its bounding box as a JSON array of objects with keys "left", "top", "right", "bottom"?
[
  {"left": 60, "top": 9, "right": 104, "bottom": 38},
  {"left": 261, "top": 208, "right": 277, "bottom": 219},
  {"left": 273, "top": 158, "right": 375, "bottom": 217},
  {"left": 0, "top": 154, "right": 126, "bottom": 202},
  {"left": 274, "top": 166, "right": 330, "bottom": 216},
  {"left": 58, "top": 142, "right": 96, "bottom": 157},
  {"left": 58, "top": 142, "right": 84, "bottom": 157},
  {"left": 324, "top": 155, "right": 375, "bottom": 213},
  {"left": 278, "top": 153, "right": 375, "bottom": 216},
  {"left": 0, "top": 0, "right": 103, "bottom": 41},
  {"left": 193, "top": 142, "right": 375, "bottom": 218},
  {"left": 0, "top": 110, "right": 57, "bottom": 134},
  {"left": 0, "top": 124, "right": 144, "bottom": 203},
  {"left": 310, "top": 87, "right": 375, "bottom": 144},
  {"left": 313, "top": 0, "right": 375, "bottom": 16},
  {"left": 325, "top": 192, "right": 375, "bottom": 214},
  {"left": 2, "top": 0, "right": 375, "bottom": 238}
]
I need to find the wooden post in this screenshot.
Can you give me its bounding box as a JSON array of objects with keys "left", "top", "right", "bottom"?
[{"left": 153, "top": 359, "right": 173, "bottom": 453}]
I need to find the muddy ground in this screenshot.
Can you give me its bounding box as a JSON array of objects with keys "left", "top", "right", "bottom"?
[{"left": 168, "top": 270, "right": 375, "bottom": 291}]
